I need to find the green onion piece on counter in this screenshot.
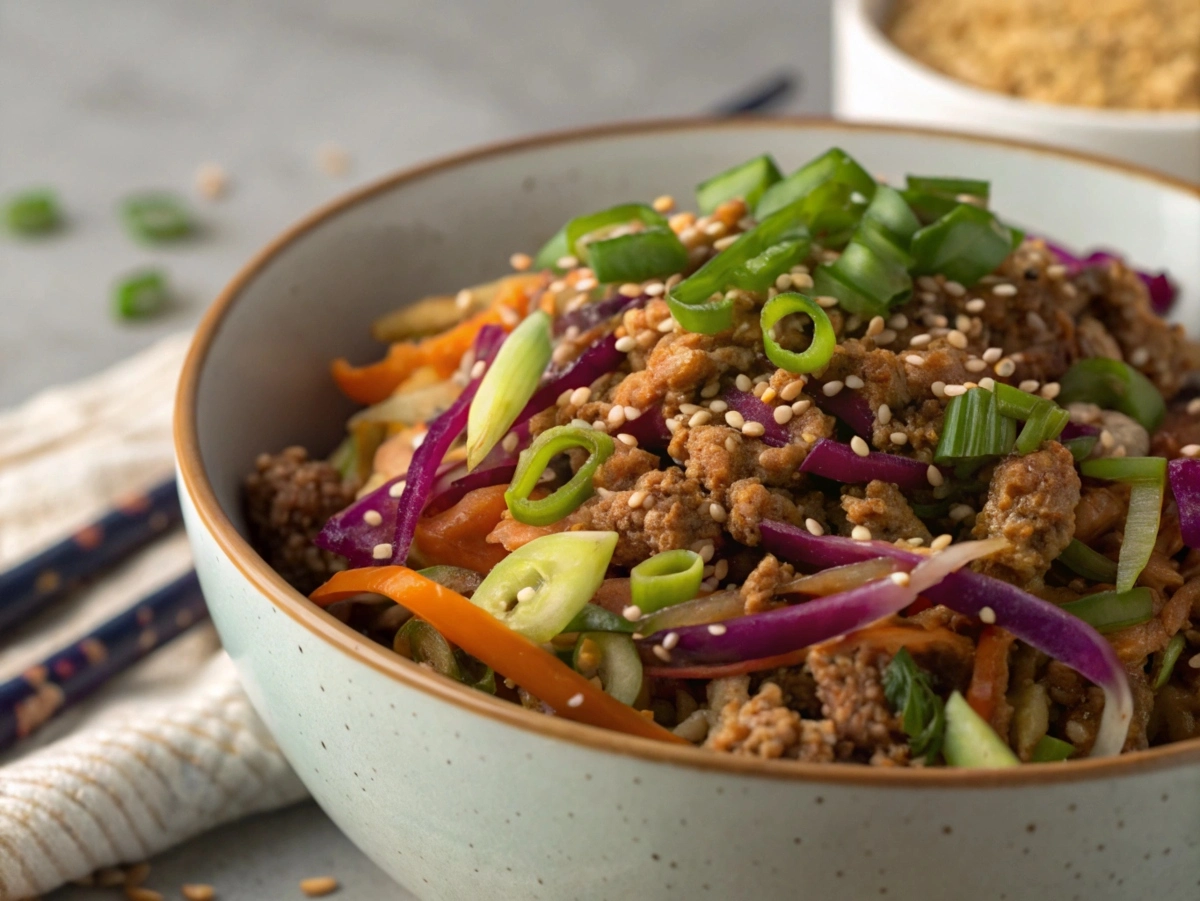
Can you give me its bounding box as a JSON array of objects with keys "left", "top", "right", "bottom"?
[
  {"left": 756, "top": 147, "right": 876, "bottom": 220},
  {"left": 760, "top": 292, "right": 837, "bottom": 374},
  {"left": 942, "top": 690, "right": 1020, "bottom": 768},
  {"left": 505, "top": 425, "right": 615, "bottom": 526},
  {"left": 466, "top": 310, "right": 552, "bottom": 470},
  {"left": 561, "top": 604, "right": 638, "bottom": 635},
  {"left": 1057, "top": 358, "right": 1166, "bottom": 433},
  {"left": 860, "top": 185, "right": 922, "bottom": 247},
  {"left": 6, "top": 188, "right": 62, "bottom": 235},
  {"left": 470, "top": 531, "right": 618, "bottom": 643},
  {"left": 1056, "top": 539, "right": 1118, "bottom": 584},
  {"left": 1153, "top": 633, "right": 1187, "bottom": 690},
  {"left": 1063, "top": 435, "right": 1098, "bottom": 462},
  {"left": 883, "top": 648, "right": 946, "bottom": 760},
  {"left": 935, "top": 387, "right": 1016, "bottom": 464},
  {"left": 1080, "top": 456, "right": 1166, "bottom": 592},
  {"left": 630, "top": 549, "right": 704, "bottom": 615},
  {"left": 586, "top": 226, "right": 688, "bottom": 284},
  {"left": 911, "top": 204, "right": 1016, "bottom": 287},
  {"left": 120, "top": 192, "right": 194, "bottom": 242},
  {"left": 393, "top": 619, "right": 496, "bottom": 693},
  {"left": 1030, "top": 735, "right": 1075, "bottom": 763},
  {"left": 417, "top": 565, "right": 485, "bottom": 597},
  {"left": 573, "top": 632, "right": 644, "bottom": 705},
  {"left": 1060, "top": 587, "right": 1155, "bottom": 634},
  {"left": 696, "top": 154, "right": 782, "bottom": 214},
  {"left": 1014, "top": 403, "right": 1071, "bottom": 455},
  {"left": 532, "top": 225, "right": 570, "bottom": 271},
  {"left": 565, "top": 203, "right": 667, "bottom": 258},
  {"left": 113, "top": 268, "right": 171, "bottom": 320}
]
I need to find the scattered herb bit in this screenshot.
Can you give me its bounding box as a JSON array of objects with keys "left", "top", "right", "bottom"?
[
  {"left": 1153, "top": 633, "right": 1187, "bottom": 690},
  {"left": 883, "top": 647, "right": 946, "bottom": 760},
  {"left": 113, "top": 269, "right": 171, "bottom": 321},
  {"left": 6, "top": 188, "right": 62, "bottom": 236},
  {"left": 120, "top": 192, "right": 195, "bottom": 242}
]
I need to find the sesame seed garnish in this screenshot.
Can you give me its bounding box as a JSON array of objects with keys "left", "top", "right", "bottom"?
[
  {"left": 467, "top": 359, "right": 487, "bottom": 381},
  {"left": 844, "top": 375, "right": 865, "bottom": 390},
  {"left": 944, "top": 281, "right": 966, "bottom": 297},
  {"left": 979, "top": 377, "right": 997, "bottom": 391},
  {"left": 570, "top": 417, "right": 592, "bottom": 430},
  {"left": 851, "top": 436, "right": 870, "bottom": 457},
  {"left": 774, "top": 273, "right": 793, "bottom": 291},
  {"left": 735, "top": 374, "right": 753, "bottom": 392},
  {"left": 710, "top": 502, "right": 728, "bottom": 523},
  {"left": 774, "top": 405, "right": 793, "bottom": 425},
  {"left": 805, "top": 518, "right": 825, "bottom": 536},
  {"left": 1041, "top": 382, "right": 1061, "bottom": 400},
  {"left": 662, "top": 631, "right": 680, "bottom": 650},
  {"left": 698, "top": 542, "right": 716, "bottom": 562},
  {"left": 992, "top": 283, "right": 1018, "bottom": 297},
  {"left": 708, "top": 399, "right": 729, "bottom": 414},
  {"left": 927, "top": 465, "right": 944, "bottom": 487},
  {"left": 516, "top": 586, "right": 537, "bottom": 604},
  {"left": 904, "top": 354, "right": 925, "bottom": 366},
  {"left": 875, "top": 403, "right": 892, "bottom": 425},
  {"left": 300, "top": 878, "right": 340, "bottom": 898},
  {"left": 890, "top": 431, "right": 909, "bottom": 446},
  {"left": 625, "top": 406, "right": 642, "bottom": 420},
  {"left": 1130, "top": 347, "right": 1150, "bottom": 367},
  {"left": 890, "top": 572, "right": 911, "bottom": 587},
  {"left": 752, "top": 381, "right": 768, "bottom": 398},
  {"left": 707, "top": 623, "right": 728, "bottom": 636},
  {"left": 1019, "top": 380, "right": 1040, "bottom": 393},
  {"left": 742, "top": 421, "right": 766, "bottom": 438},
  {"left": 607, "top": 406, "right": 627, "bottom": 426},
  {"left": 713, "top": 559, "right": 729, "bottom": 581},
  {"left": 1187, "top": 398, "right": 1200, "bottom": 415},
  {"left": 931, "top": 381, "right": 947, "bottom": 398},
  {"left": 964, "top": 298, "right": 986, "bottom": 314},
  {"left": 657, "top": 317, "right": 675, "bottom": 333},
  {"left": 793, "top": 400, "right": 813, "bottom": 416},
  {"left": 930, "top": 534, "right": 953, "bottom": 552},
  {"left": 1188, "top": 652, "right": 1200, "bottom": 669},
  {"left": 645, "top": 281, "right": 666, "bottom": 297},
  {"left": 363, "top": 510, "right": 383, "bottom": 527},
  {"left": 943, "top": 384, "right": 968, "bottom": 397},
  {"left": 615, "top": 335, "right": 637, "bottom": 353},
  {"left": 949, "top": 504, "right": 975, "bottom": 522},
  {"left": 724, "top": 410, "right": 746, "bottom": 429},
  {"left": 680, "top": 403, "right": 703, "bottom": 415},
  {"left": 956, "top": 314, "right": 973, "bottom": 332},
  {"left": 979, "top": 606, "right": 997, "bottom": 624},
  {"left": 652, "top": 194, "right": 675, "bottom": 213},
  {"left": 851, "top": 525, "right": 872, "bottom": 541},
  {"left": 569, "top": 386, "right": 592, "bottom": 407},
  {"left": 778, "top": 379, "right": 804, "bottom": 402},
  {"left": 689, "top": 410, "right": 713, "bottom": 427},
  {"left": 965, "top": 358, "right": 988, "bottom": 372},
  {"left": 1181, "top": 444, "right": 1200, "bottom": 458},
  {"left": 1099, "top": 429, "right": 1116, "bottom": 449},
  {"left": 874, "top": 328, "right": 898, "bottom": 346},
  {"left": 866, "top": 315, "right": 885, "bottom": 338},
  {"left": 823, "top": 380, "right": 845, "bottom": 396},
  {"left": 947, "top": 330, "right": 969, "bottom": 349},
  {"left": 566, "top": 692, "right": 585, "bottom": 708},
  {"left": 665, "top": 418, "right": 681, "bottom": 434},
  {"left": 556, "top": 255, "right": 579, "bottom": 270},
  {"left": 623, "top": 605, "right": 643, "bottom": 621},
  {"left": 815, "top": 295, "right": 839, "bottom": 308},
  {"left": 372, "top": 543, "right": 393, "bottom": 560},
  {"left": 628, "top": 490, "right": 648, "bottom": 509},
  {"left": 724, "top": 435, "right": 738, "bottom": 452},
  {"left": 995, "top": 359, "right": 1017, "bottom": 377},
  {"left": 617, "top": 433, "right": 638, "bottom": 448},
  {"left": 761, "top": 386, "right": 778, "bottom": 403},
  {"left": 510, "top": 252, "right": 532, "bottom": 271},
  {"left": 886, "top": 313, "right": 908, "bottom": 331},
  {"left": 575, "top": 277, "right": 599, "bottom": 292},
  {"left": 652, "top": 644, "right": 672, "bottom": 662},
  {"left": 909, "top": 333, "right": 932, "bottom": 347},
  {"left": 388, "top": 481, "right": 407, "bottom": 498}
]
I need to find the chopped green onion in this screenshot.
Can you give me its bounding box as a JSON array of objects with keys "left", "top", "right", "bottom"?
[
  {"left": 1080, "top": 456, "right": 1166, "bottom": 592},
  {"left": 565, "top": 203, "right": 667, "bottom": 258},
  {"left": 586, "top": 226, "right": 688, "bottom": 284},
  {"left": 729, "top": 238, "right": 810, "bottom": 292},
  {"left": 470, "top": 531, "right": 618, "bottom": 643},
  {"left": 883, "top": 648, "right": 946, "bottom": 760},
  {"left": 906, "top": 176, "right": 990, "bottom": 204},
  {"left": 861, "top": 185, "right": 922, "bottom": 247},
  {"left": 574, "top": 632, "right": 643, "bottom": 705},
  {"left": 120, "top": 192, "right": 194, "bottom": 242},
  {"left": 934, "top": 387, "right": 1016, "bottom": 464},
  {"left": 532, "top": 225, "right": 569, "bottom": 271},
  {"left": 1152, "top": 633, "right": 1187, "bottom": 690},
  {"left": 1056, "top": 539, "right": 1118, "bottom": 584},
  {"left": 562, "top": 604, "right": 638, "bottom": 635},
  {"left": 760, "top": 292, "right": 836, "bottom": 374},
  {"left": 1060, "top": 587, "right": 1154, "bottom": 633},
  {"left": 993, "top": 383, "right": 1043, "bottom": 420},
  {"left": 1014, "top": 402, "right": 1070, "bottom": 455},
  {"left": 696, "top": 154, "right": 782, "bottom": 214},
  {"left": 910, "top": 204, "right": 1015, "bottom": 286},
  {"left": 113, "top": 268, "right": 171, "bottom": 320},
  {"left": 1058, "top": 358, "right": 1166, "bottom": 433},
  {"left": 794, "top": 180, "right": 870, "bottom": 248},
  {"left": 813, "top": 236, "right": 912, "bottom": 317},
  {"left": 943, "top": 690, "right": 1019, "bottom": 768},
  {"left": 505, "top": 425, "right": 615, "bottom": 526},
  {"left": 755, "top": 147, "right": 876, "bottom": 219},
  {"left": 393, "top": 618, "right": 496, "bottom": 693},
  {"left": 466, "top": 311, "right": 552, "bottom": 470},
  {"left": 630, "top": 549, "right": 703, "bottom": 614},
  {"left": 1063, "top": 435, "right": 1098, "bottom": 462},
  {"left": 1030, "top": 735, "right": 1075, "bottom": 762},
  {"left": 6, "top": 188, "right": 62, "bottom": 235}
]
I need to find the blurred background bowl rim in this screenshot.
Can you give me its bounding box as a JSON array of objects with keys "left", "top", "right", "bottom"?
[
  {"left": 841, "top": 0, "right": 1200, "bottom": 128},
  {"left": 176, "top": 116, "right": 1200, "bottom": 787}
]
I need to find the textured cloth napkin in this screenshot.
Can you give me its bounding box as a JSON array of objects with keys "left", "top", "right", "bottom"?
[{"left": 0, "top": 335, "right": 307, "bottom": 900}]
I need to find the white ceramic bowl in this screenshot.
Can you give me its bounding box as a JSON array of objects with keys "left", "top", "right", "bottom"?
[
  {"left": 833, "top": 0, "right": 1200, "bottom": 183},
  {"left": 176, "top": 120, "right": 1200, "bottom": 901}
]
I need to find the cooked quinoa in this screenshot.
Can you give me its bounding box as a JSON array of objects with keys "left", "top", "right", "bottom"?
[{"left": 888, "top": 0, "right": 1200, "bottom": 111}]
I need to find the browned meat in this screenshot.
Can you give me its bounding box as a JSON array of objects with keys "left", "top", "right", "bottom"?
[
  {"left": 592, "top": 444, "right": 659, "bottom": 491},
  {"left": 807, "top": 643, "right": 909, "bottom": 763},
  {"left": 1108, "top": 579, "right": 1195, "bottom": 664},
  {"left": 1152, "top": 399, "right": 1200, "bottom": 459},
  {"left": 840, "top": 480, "right": 933, "bottom": 544},
  {"left": 705, "top": 681, "right": 837, "bottom": 762},
  {"left": 973, "top": 442, "right": 1080, "bottom": 586},
  {"left": 739, "top": 553, "right": 794, "bottom": 614},
  {"left": 1073, "top": 483, "right": 1130, "bottom": 543},
  {"left": 725, "top": 478, "right": 823, "bottom": 546},
  {"left": 244, "top": 446, "right": 358, "bottom": 593}
]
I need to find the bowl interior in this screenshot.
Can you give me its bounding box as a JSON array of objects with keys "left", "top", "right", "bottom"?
[{"left": 194, "top": 121, "right": 1200, "bottom": 537}]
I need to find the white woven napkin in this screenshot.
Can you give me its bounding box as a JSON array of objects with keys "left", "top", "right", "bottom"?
[{"left": 0, "top": 335, "right": 307, "bottom": 900}]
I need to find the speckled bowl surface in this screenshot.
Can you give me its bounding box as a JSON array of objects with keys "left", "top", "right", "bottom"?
[{"left": 176, "top": 120, "right": 1200, "bottom": 901}]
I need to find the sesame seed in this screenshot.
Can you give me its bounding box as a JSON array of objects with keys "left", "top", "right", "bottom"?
[
  {"left": 844, "top": 375, "right": 865, "bottom": 390},
  {"left": 470, "top": 359, "right": 486, "bottom": 379},
  {"left": 704, "top": 221, "right": 726, "bottom": 237},
  {"left": 851, "top": 436, "right": 870, "bottom": 457},
  {"left": 775, "top": 273, "right": 793, "bottom": 291},
  {"left": 575, "top": 277, "right": 599, "bottom": 292},
  {"left": 793, "top": 400, "right": 812, "bottom": 415},
  {"left": 875, "top": 328, "right": 897, "bottom": 346},
  {"left": 510, "top": 252, "right": 532, "bottom": 271},
  {"left": 665, "top": 418, "right": 680, "bottom": 434},
  {"left": 607, "top": 406, "right": 626, "bottom": 426},
  {"left": 363, "top": 510, "right": 383, "bottom": 527},
  {"left": 710, "top": 502, "right": 728, "bottom": 523},
  {"left": 944, "top": 281, "right": 966, "bottom": 297},
  {"left": 875, "top": 403, "right": 892, "bottom": 425},
  {"left": 980, "top": 347, "right": 1002, "bottom": 363},
  {"left": 949, "top": 504, "right": 975, "bottom": 522},
  {"left": 1130, "top": 347, "right": 1150, "bottom": 367},
  {"left": 724, "top": 410, "right": 746, "bottom": 429},
  {"left": 388, "top": 481, "right": 407, "bottom": 498},
  {"left": 570, "top": 418, "right": 592, "bottom": 430},
  {"left": 974, "top": 605, "right": 997, "bottom": 625},
  {"left": 929, "top": 534, "right": 953, "bottom": 552},
  {"left": 956, "top": 314, "right": 973, "bottom": 332},
  {"left": 617, "top": 433, "right": 638, "bottom": 447},
  {"left": 992, "top": 283, "right": 1018, "bottom": 297},
  {"left": 866, "top": 315, "right": 885, "bottom": 337},
  {"left": 995, "top": 359, "right": 1017, "bottom": 377},
  {"left": 752, "top": 381, "right": 768, "bottom": 398},
  {"left": 724, "top": 436, "right": 738, "bottom": 452},
  {"left": 1187, "top": 398, "right": 1200, "bottom": 416},
  {"left": 680, "top": 403, "right": 703, "bottom": 415},
  {"left": 1041, "top": 382, "right": 1061, "bottom": 400},
  {"left": 905, "top": 354, "right": 925, "bottom": 366},
  {"left": 657, "top": 317, "right": 675, "bottom": 333},
  {"left": 851, "top": 525, "right": 872, "bottom": 541},
  {"left": 652, "top": 194, "right": 675, "bottom": 213},
  {"left": 948, "top": 330, "right": 969, "bottom": 349},
  {"left": 708, "top": 399, "right": 729, "bottom": 414},
  {"left": 735, "top": 374, "right": 753, "bottom": 392},
  {"left": 515, "top": 586, "right": 537, "bottom": 604},
  {"left": 698, "top": 542, "right": 715, "bottom": 562},
  {"left": 777, "top": 379, "right": 803, "bottom": 402},
  {"left": 931, "top": 381, "right": 947, "bottom": 398},
  {"left": 979, "top": 377, "right": 996, "bottom": 391},
  {"left": 1019, "top": 380, "right": 1040, "bottom": 393},
  {"left": 890, "top": 432, "right": 909, "bottom": 446},
  {"left": 774, "top": 405, "right": 793, "bottom": 425},
  {"left": 965, "top": 358, "right": 988, "bottom": 372},
  {"left": 1181, "top": 444, "right": 1200, "bottom": 458},
  {"left": 909, "top": 333, "right": 932, "bottom": 348},
  {"left": 761, "top": 386, "right": 778, "bottom": 403},
  {"left": 372, "top": 543, "right": 393, "bottom": 560},
  {"left": 569, "top": 386, "right": 591, "bottom": 407},
  {"left": 556, "top": 255, "right": 579, "bottom": 270},
  {"left": 890, "top": 572, "right": 911, "bottom": 586},
  {"left": 805, "top": 518, "right": 825, "bottom": 536},
  {"left": 714, "top": 559, "right": 729, "bottom": 580},
  {"left": 689, "top": 410, "right": 713, "bottom": 427},
  {"left": 742, "top": 421, "right": 766, "bottom": 438},
  {"left": 300, "top": 878, "right": 340, "bottom": 898},
  {"left": 707, "top": 623, "right": 727, "bottom": 636},
  {"left": 625, "top": 406, "right": 642, "bottom": 420},
  {"left": 700, "top": 380, "right": 721, "bottom": 398},
  {"left": 1046, "top": 264, "right": 1068, "bottom": 278},
  {"left": 645, "top": 281, "right": 666, "bottom": 297},
  {"left": 927, "top": 465, "right": 944, "bottom": 487},
  {"left": 662, "top": 631, "right": 680, "bottom": 650},
  {"left": 653, "top": 644, "right": 672, "bottom": 662},
  {"left": 943, "top": 384, "right": 967, "bottom": 397},
  {"left": 1100, "top": 429, "right": 1116, "bottom": 449},
  {"left": 1189, "top": 652, "right": 1200, "bottom": 669},
  {"left": 888, "top": 313, "right": 909, "bottom": 330},
  {"left": 623, "top": 605, "right": 643, "bottom": 621},
  {"left": 823, "top": 380, "right": 845, "bottom": 396},
  {"left": 965, "top": 298, "right": 987, "bottom": 313},
  {"left": 713, "top": 234, "right": 739, "bottom": 251},
  {"left": 615, "top": 336, "right": 637, "bottom": 353},
  {"left": 628, "top": 490, "right": 648, "bottom": 508},
  {"left": 816, "top": 295, "right": 839, "bottom": 308}
]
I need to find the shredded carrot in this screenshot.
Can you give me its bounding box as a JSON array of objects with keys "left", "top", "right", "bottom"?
[
  {"left": 331, "top": 274, "right": 543, "bottom": 405},
  {"left": 311, "top": 566, "right": 686, "bottom": 744},
  {"left": 818, "top": 622, "right": 975, "bottom": 660},
  {"left": 414, "top": 485, "right": 510, "bottom": 572},
  {"left": 486, "top": 515, "right": 566, "bottom": 550},
  {"left": 644, "top": 647, "right": 809, "bottom": 680},
  {"left": 966, "top": 625, "right": 1014, "bottom": 726}
]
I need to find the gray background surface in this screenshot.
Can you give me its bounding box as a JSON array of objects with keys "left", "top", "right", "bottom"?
[{"left": 1, "top": 1, "right": 830, "bottom": 897}]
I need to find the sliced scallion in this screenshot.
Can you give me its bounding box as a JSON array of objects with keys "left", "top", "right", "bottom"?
[
  {"left": 1081, "top": 456, "right": 1166, "bottom": 592},
  {"left": 1060, "top": 587, "right": 1155, "bottom": 634},
  {"left": 113, "top": 268, "right": 171, "bottom": 321},
  {"left": 630, "top": 549, "right": 704, "bottom": 614},
  {"left": 562, "top": 604, "right": 638, "bottom": 635},
  {"left": 564, "top": 203, "right": 667, "bottom": 258},
  {"left": 910, "top": 203, "right": 1015, "bottom": 287},
  {"left": 1056, "top": 539, "right": 1118, "bottom": 584},
  {"left": 120, "top": 192, "right": 194, "bottom": 242},
  {"left": 1063, "top": 435, "right": 1098, "bottom": 462},
  {"left": 1058, "top": 358, "right": 1166, "bottom": 433},
  {"left": 1030, "top": 735, "right": 1075, "bottom": 762},
  {"left": 1152, "top": 633, "right": 1187, "bottom": 690},
  {"left": 935, "top": 387, "right": 1016, "bottom": 464},
  {"left": 532, "top": 225, "right": 570, "bottom": 271},
  {"left": 6, "top": 188, "right": 62, "bottom": 236},
  {"left": 574, "top": 632, "right": 643, "bottom": 705},
  {"left": 1014, "top": 402, "right": 1070, "bottom": 455},
  {"left": 755, "top": 147, "right": 875, "bottom": 219},
  {"left": 760, "top": 292, "right": 836, "bottom": 374},
  {"left": 586, "top": 226, "right": 688, "bottom": 284},
  {"left": 696, "top": 154, "right": 782, "bottom": 214},
  {"left": 504, "top": 425, "right": 614, "bottom": 525}
]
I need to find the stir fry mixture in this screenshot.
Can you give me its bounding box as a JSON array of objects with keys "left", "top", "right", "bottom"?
[{"left": 245, "top": 148, "right": 1200, "bottom": 766}]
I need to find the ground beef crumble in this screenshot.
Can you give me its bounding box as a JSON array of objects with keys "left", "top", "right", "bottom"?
[
  {"left": 705, "top": 681, "right": 837, "bottom": 762},
  {"left": 807, "top": 643, "right": 910, "bottom": 764}
]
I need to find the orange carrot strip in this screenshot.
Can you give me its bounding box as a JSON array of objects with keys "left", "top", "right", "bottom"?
[
  {"left": 413, "top": 485, "right": 511, "bottom": 573},
  {"left": 966, "top": 625, "right": 1014, "bottom": 725},
  {"left": 311, "top": 567, "right": 686, "bottom": 744}
]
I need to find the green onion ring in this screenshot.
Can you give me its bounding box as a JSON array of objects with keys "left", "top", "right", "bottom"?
[
  {"left": 630, "top": 549, "right": 704, "bottom": 614},
  {"left": 505, "top": 425, "right": 615, "bottom": 526},
  {"left": 760, "top": 292, "right": 836, "bottom": 374}
]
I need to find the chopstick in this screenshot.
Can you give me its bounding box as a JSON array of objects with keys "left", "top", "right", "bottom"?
[
  {"left": 0, "top": 478, "right": 182, "bottom": 634},
  {"left": 711, "top": 71, "right": 799, "bottom": 115},
  {"left": 0, "top": 571, "right": 207, "bottom": 752}
]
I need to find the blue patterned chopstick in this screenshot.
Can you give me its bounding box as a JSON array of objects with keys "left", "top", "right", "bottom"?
[
  {"left": 0, "top": 479, "right": 181, "bottom": 634},
  {"left": 0, "top": 571, "right": 208, "bottom": 751},
  {"left": 712, "top": 71, "right": 799, "bottom": 115}
]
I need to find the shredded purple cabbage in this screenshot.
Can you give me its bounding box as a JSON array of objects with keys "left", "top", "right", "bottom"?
[
  {"left": 1042, "top": 239, "right": 1178, "bottom": 316},
  {"left": 723, "top": 389, "right": 789, "bottom": 447},
  {"left": 1168, "top": 458, "right": 1200, "bottom": 550},
  {"left": 807, "top": 380, "right": 875, "bottom": 437},
  {"left": 799, "top": 438, "right": 941, "bottom": 492},
  {"left": 553, "top": 293, "right": 647, "bottom": 336}
]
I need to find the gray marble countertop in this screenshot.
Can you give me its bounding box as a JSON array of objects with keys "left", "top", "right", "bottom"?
[{"left": 2, "top": 1, "right": 830, "bottom": 897}]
